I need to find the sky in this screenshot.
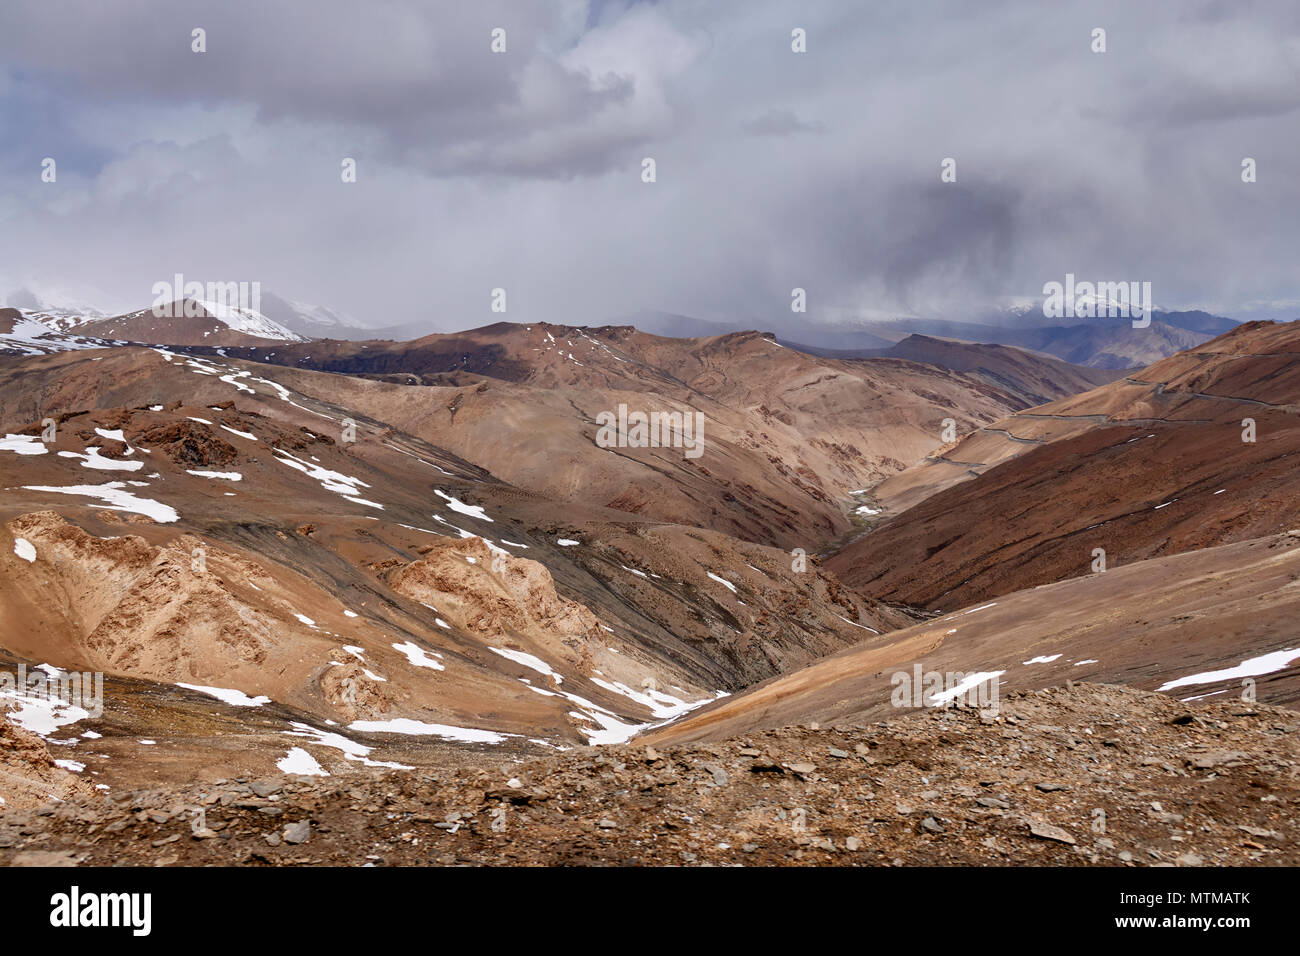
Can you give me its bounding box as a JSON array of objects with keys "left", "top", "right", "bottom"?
[{"left": 2, "top": 0, "right": 1299, "bottom": 332}]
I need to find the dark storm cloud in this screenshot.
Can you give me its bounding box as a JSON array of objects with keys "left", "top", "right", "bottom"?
[
  {"left": 1, "top": 0, "right": 1298, "bottom": 327},
  {"left": 0, "top": 0, "right": 662, "bottom": 179}
]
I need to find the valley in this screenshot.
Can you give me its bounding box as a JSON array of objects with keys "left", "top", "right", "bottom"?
[{"left": 1, "top": 306, "right": 1297, "bottom": 868}]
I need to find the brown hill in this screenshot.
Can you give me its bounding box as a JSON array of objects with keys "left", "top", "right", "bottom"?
[
  {"left": 871, "top": 334, "right": 1127, "bottom": 405},
  {"left": 0, "top": 344, "right": 912, "bottom": 786},
  {"left": 74, "top": 299, "right": 303, "bottom": 347},
  {"left": 829, "top": 320, "right": 1300, "bottom": 610},
  {"left": 197, "top": 322, "right": 1064, "bottom": 548},
  {"left": 649, "top": 530, "right": 1300, "bottom": 745}
]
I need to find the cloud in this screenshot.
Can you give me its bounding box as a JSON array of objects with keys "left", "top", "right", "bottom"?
[
  {"left": 743, "top": 108, "right": 823, "bottom": 137},
  {"left": 2, "top": 0, "right": 1299, "bottom": 326}
]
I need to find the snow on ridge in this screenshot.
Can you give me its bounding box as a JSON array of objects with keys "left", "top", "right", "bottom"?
[
  {"left": 273, "top": 448, "right": 382, "bottom": 509},
  {"left": 193, "top": 299, "right": 305, "bottom": 342}
]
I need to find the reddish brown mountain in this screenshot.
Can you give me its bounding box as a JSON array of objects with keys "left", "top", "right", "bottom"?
[
  {"left": 828, "top": 320, "right": 1300, "bottom": 611},
  {"left": 197, "top": 322, "right": 1098, "bottom": 548}
]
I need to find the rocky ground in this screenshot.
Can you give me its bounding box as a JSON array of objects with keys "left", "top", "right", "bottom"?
[
  {"left": 3, "top": 683, "right": 1295, "bottom": 867},
  {"left": 0, "top": 720, "right": 96, "bottom": 811}
]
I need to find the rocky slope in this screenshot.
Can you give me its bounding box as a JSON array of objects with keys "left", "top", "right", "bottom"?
[
  {"left": 193, "top": 323, "right": 1060, "bottom": 548},
  {"left": 0, "top": 720, "right": 97, "bottom": 811},
  {"left": 647, "top": 531, "right": 1300, "bottom": 746},
  {"left": 4, "top": 684, "right": 1295, "bottom": 867},
  {"left": 0, "top": 344, "right": 910, "bottom": 794},
  {"left": 831, "top": 320, "right": 1300, "bottom": 606},
  {"left": 2, "top": 319, "right": 1298, "bottom": 866}
]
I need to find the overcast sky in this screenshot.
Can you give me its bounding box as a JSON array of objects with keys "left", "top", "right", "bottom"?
[{"left": 2, "top": 0, "right": 1299, "bottom": 331}]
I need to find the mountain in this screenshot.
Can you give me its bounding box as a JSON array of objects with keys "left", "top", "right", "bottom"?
[
  {"left": 0, "top": 307, "right": 119, "bottom": 356},
  {"left": 611, "top": 303, "right": 1239, "bottom": 368},
  {"left": 72, "top": 299, "right": 305, "bottom": 346},
  {"left": 794, "top": 334, "right": 1127, "bottom": 406},
  {"left": 846, "top": 318, "right": 1215, "bottom": 368},
  {"left": 2, "top": 310, "right": 1297, "bottom": 870},
  {"left": 183, "top": 322, "right": 1066, "bottom": 549},
  {"left": 255, "top": 291, "right": 363, "bottom": 340},
  {"left": 827, "top": 319, "right": 1300, "bottom": 610},
  {"left": 646, "top": 530, "right": 1300, "bottom": 744},
  {"left": 1149, "top": 309, "right": 1240, "bottom": 335},
  {"left": 966, "top": 302, "right": 1239, "bottom": 335},
  {"left": 0, "top": 343, "right": 918, "bottom": 786},
  {"left": 632, "top": 324, "right": 1300, "bottom": 752}
]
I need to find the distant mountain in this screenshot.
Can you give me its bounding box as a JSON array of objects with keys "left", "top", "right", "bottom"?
[
  {"left": 845, "top": 317, "right": 1215, "bottom": 368},
  {"left": 1014, "top": 320, "right": 1211, "bottom": 368},
  {"left": 0, "top": 306, "right": 118, "bottom": 355},
  {"left": 3, "top": 285, "right": 366, "bottom": 343},
  {"left": 828, "top": 318, "right": 1300, "bottom": 612},
  {"left": 843, "top": 334, "right": 1127, "bottom": 406},
  {"left": 1152, "top": 310, "right": 1240, "bottom": 335},
  {"left": 619, "top": 310, "right": 741, "bottom": 339},
  {"left": 255, "top": 291, "right": 362, "bottom": 340},
  {"left": 2, "top": 283, "right": 117, "bottom": 321},
  {"left": 187, "top": 322, "right": 1040, "bottom": 548},
  {"left": 965, "top": 301, "right": 1238, "bottom": 335},
  {"left": 618, "top": 303, "right": 1238, "bottom": 367},
  {"left": 76, "top": 299, "right": 306, "bottom": 346},
  {"left": 0, "top": 281, "right": 1243, "bottom": 368}
]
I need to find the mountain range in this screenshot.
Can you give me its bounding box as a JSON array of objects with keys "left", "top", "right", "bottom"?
[{"left": 1, "top": 296, "right": 1297, "bottom": 868}]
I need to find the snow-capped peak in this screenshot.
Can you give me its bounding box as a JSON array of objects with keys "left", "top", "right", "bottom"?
[
  {"left": 21, "top": 308, "right": 108, "bottom": 333},
  {"left": 190, "top": 299, "right": 306, "bottom": 342}
]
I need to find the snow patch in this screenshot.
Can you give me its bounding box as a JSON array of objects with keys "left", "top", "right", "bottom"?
[
  {"left": 176, "top": 683, "right": 270, "bottom": 707},
  {"left": 1023, "top": 654, "right": 1062, "bottom": 665},
  {"left": 706, "top": 572, "right": 737, "bottom": 593},
  {"left": 277, "top": 747, "right": 328, "bottom": 776},
  {"left": 21, "top": 481, "right": 178, "bottom": 522},
  {"left": 392, "top": 641, "right": 445, "bottom": 671},
  {"left": 1157, "top": 648, "right": 1300, "bottom": 692},
  {"left": 434, "top": 489, "right": 493, "bottom": 522},
  {"left": 0, "top": 434, "right": 50, "bottom": 456},
  {"left": 348, "top": 719, "right": 514, "bottom": 744}
]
